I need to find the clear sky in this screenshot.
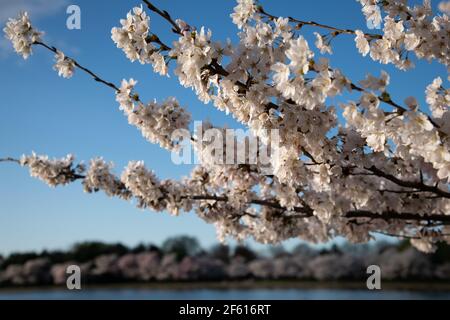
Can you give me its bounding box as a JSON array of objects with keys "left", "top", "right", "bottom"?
[{"left": 0, "top": 0, "right": 446, "bottom": 255}]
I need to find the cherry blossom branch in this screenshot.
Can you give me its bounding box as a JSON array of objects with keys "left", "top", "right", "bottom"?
[
  {"left": 141, "top": 0, "right": 182, "bottom": 35},
  {"left": 258, "top": 5, "right": 444, "bottom": 133},
  {"left": 29, "top": 7, "right": 450, "bottom": 192},
  {"left": 141, "top": 0, "right": 446, "bottom": 140},
  {"left": 4, "top": 156, "right": 450, "bottom": 226},
  {"left": 345, "top": 80, "right": 407, "bottom": 113},
  {"left": 29, "top": 40, "right": 193, "bottom": 150},
  {"left": 141, "top": 0, "right": 254, "bottom": 96},
  {"left": 348, "top": 165, "right": 450, "bottom": 199},
  {"left": 0, "top": 157, "right": 20, "bottom": 164},
  {"left": 371, "top": 231, "right": 422, "bottom": 240},
  {"left": 139, "top": 0, "right": 406, "bottom": 120},
  {"left": 191, "top": 196, "right": 447, "bottom": 227},
  {"left": 121, "top": 1, "right": 449, "bottom": 196},
  {"left": 189, "top": 195, "right": 313, "bottom": 215},
  {"left": 1, "top": 157, "right": 85, "bottom": 182},
  {"left": 2, "top": 157, "right": 310, "bottom": 216},
  {"left": 258, "top": 6, "right": 382, "bottom": 40},
  {"left": 346, "top": 210, "right": 450, "bottom": 224},
  {"left": 378, "top": 189, "right": 431, "bottom": 195},
  {"left": 147, "top": 34, "right": 171, "bottom": 51},
  {"left": 364, "top": 165, "right": 450, "bottom": 199},
  {"left": 33, "top": 41, "right": 121, "bottom": 92},
  {"left": 372, "top": 231, "right": 450, "bottom": 240},
  {"left": 143, "top": 0, "right": 383, "bottom": 43}
]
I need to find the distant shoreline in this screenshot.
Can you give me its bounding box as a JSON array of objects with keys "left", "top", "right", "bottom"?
[
  {"left": 2, "top": 280, "right": 450, "bottom": 292},
  {"left": 3, "top": 239, "right": 450, "bottom": 289}
]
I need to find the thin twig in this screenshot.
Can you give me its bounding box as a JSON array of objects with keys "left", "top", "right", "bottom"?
[
  {"left": 34, "top": 41, "right": 120, "bottom": 92},
  {"left": 345, "top": 210, "right": 450, "bottom": 224},
  {"left": 0, "top": 157, "right": 20, "bottom": 164},
  {"left": 372, "top": 230, "right": 450, "bottom": 239},
  {"left": 142, "top": 0, "right": 182, "bottom": 35},
  {"left": 371, "top": 231, "right": 421, "bottom": 239},
  {"left": 365, "top": 166, "right": 450, "bottom": 199},
  {"left": 258, "top": 6, "right": 382, "bottom": 40}
]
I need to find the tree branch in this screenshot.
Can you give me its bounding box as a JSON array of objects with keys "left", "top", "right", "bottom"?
[
  {"left": 365, "top": 165, "right": 450, "bottom": 199},
  {"left": 4, "top": 157, "right": 450, "bottom": 226},
  {"left": 260, "top": 6, "right": 444, "bottom": 134},
  {"left": 346, "top": 210, "right": 450, "bottom": 224},
  {"left": 141, "top": 0, "right": 182, "bottom": 35},
  {"left": 372, "top": 230, "right": 450, "bottom": 240},
  {"left": 34, "top": 41, "right": 121, "bottom": 92},
  {"left": 258, "top": 6, "right": 382, "bottom": 40},
  {"left": 0, "top": 157, "right": 20, "bottom": 164}
]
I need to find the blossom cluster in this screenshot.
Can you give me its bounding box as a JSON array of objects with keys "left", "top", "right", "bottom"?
[
  {"left": 115, "top": 79, "right": 191, "bottom": 150},
  {"left": 231, "top": 0, "right": 257, "bottom": 29},
  {"left": 343, "top": 70, "right": 450, "bottom": 183},
  {"left": 356, "top": 0, "right": 450, "bottom": 74},
  {"left": 18, "top": 154, "right": 194, "bottom": 216},
  {"left": 170, "top": 26, "right": 226, "bottom": 103},
  {"left": 111, "top": 6, "right": 167, "bottom": 75},
  {"left": 53, "top": 50, "right": 75, "bottom": 79},
  {"left": 357, "top": 0, "right": 383, "bottom": 29},
  {"left": 19, "top": 153, "right": 82, "bottom": 187},
  {"left": 426, "top": 77, "right": 449, "bottom": 118},
  {"left": 3, "top": 12, "right": 42, "bottom": 59},
  {"left": 121, "top": 161, "right": 192, "bottom": 215},
  {"left": 83, "top": 158, "right": 130, "bottom": 199}
]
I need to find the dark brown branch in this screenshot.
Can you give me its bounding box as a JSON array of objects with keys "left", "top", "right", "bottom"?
[
  {"left": 34, "top": 41, "right": 120, "bottom": 92},
  {"left": 258, "top": 6, "right": 382, "bottom": 39},
  {"left": 345, "top": 210, "right": 450, "bottom": 224},
  {"left": 147, "top": 34, "right": 171, "bottom": 51},
  {"left": 371, "top": 231, "right": 421, "bottom": 239},
  {"left": 190, "top": 195, "right": 314, "bottom": 216},
  {"left": 365, "top": 166, "right": 450, "bottom": 199},
  {"left": 189, "top": 194, "right": 450, "bottom": 225},
  {"left": 378, "top": 189, "right": 425, "bottom": 194},
  {"left": 301, "top": 147, "right": 321, "bottom": 165},
  {"left": 348, "top": 82, "right": 407, "bottom": 114},
  {"left": 142, "top": 0, "right": 182, "bottom": 35},
  {"left": 3, "top": 157, "right": 450, "bottom": 226},
  {"left": 57, "top": 168, "right": 85, "bottom": 182},
  {"left": 0, "top": 157, "right": 20, "bottom": 164},
  {"left": 372, "top": 230, "right": 450, "bottom": 240}
]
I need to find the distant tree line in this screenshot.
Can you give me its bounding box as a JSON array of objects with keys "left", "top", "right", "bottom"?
[
  {"left": 0, "top": 236, "right": 260, "bottom": 271},
  {"left": 1, "top": 236, "right": 450, "bottom": 287}
]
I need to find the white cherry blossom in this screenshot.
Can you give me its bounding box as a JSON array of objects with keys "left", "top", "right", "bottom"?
[
  {"left": 3, "top": 12, "right": 42, "bottom": 59},
  {"left": 53, "top": 51, "right": 75, "bottom": 78}
]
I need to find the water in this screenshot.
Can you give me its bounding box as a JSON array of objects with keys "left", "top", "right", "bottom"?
[{"left": 1, "top": 288, "right": 450, "bottom": 300}]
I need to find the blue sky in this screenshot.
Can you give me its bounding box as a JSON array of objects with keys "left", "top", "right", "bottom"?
[{"left": 0, "top": 0, "right": 446, "bottom": 255}]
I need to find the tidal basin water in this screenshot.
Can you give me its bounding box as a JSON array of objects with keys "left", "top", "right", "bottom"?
[{"left": 1, "top": 288, "right": 450, "bottom": 300}]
